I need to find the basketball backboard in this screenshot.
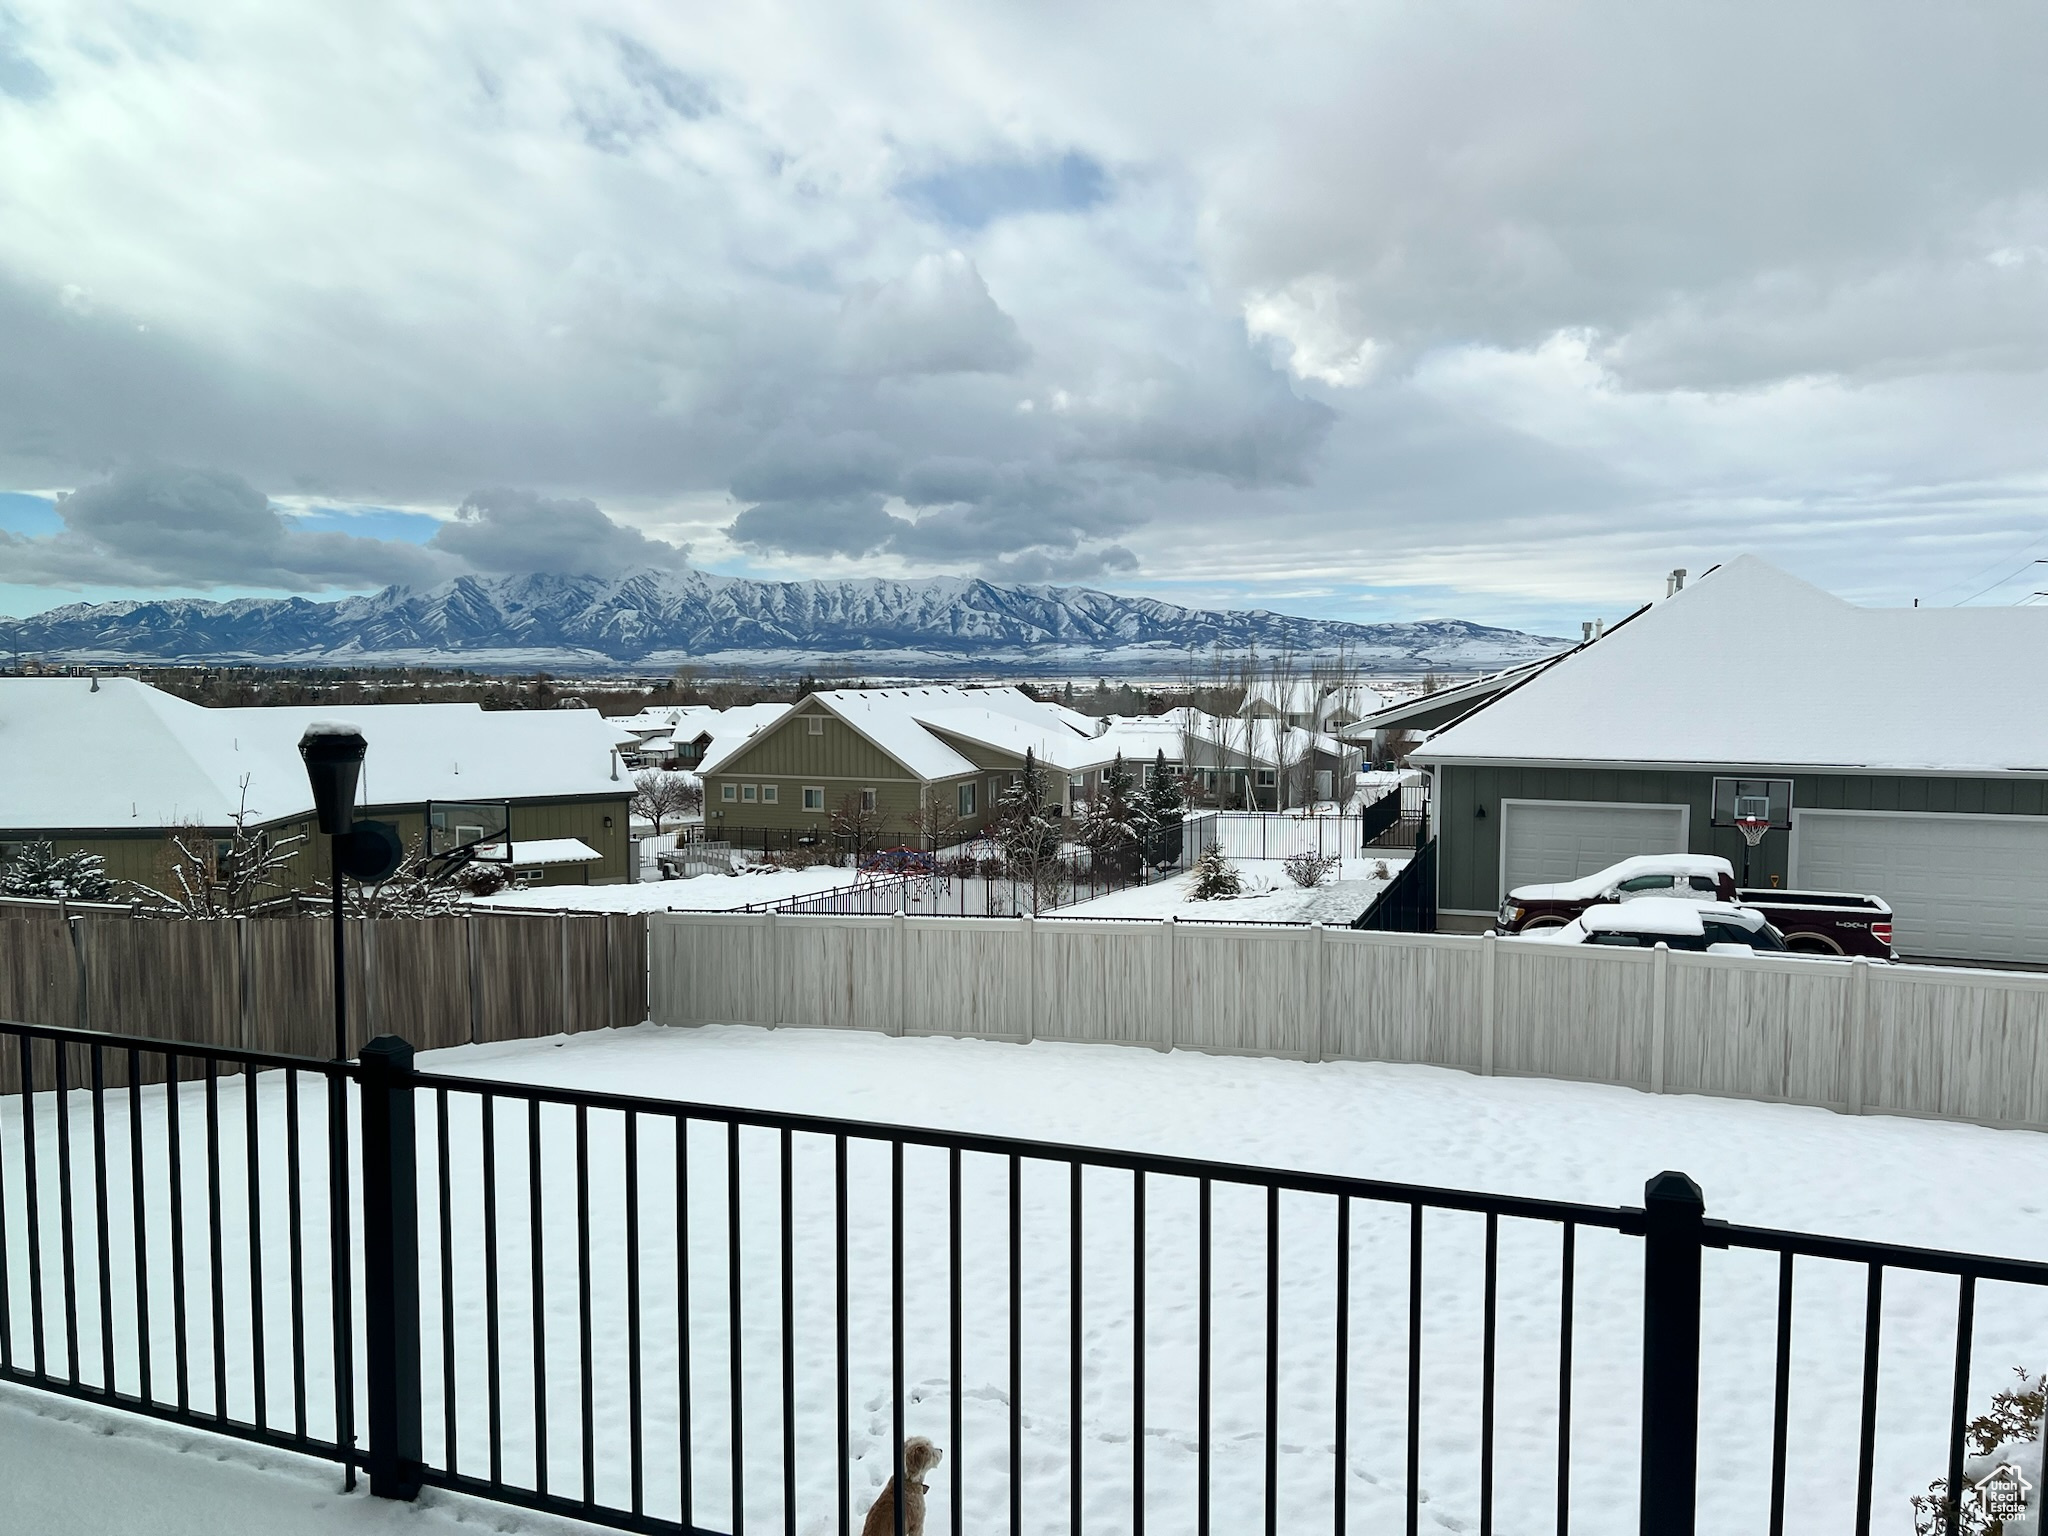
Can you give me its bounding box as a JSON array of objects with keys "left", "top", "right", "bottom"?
[
  {"left": 1709, "top": 778, "right": 1793, "bottom": 831},
  {"left": 428, "top": 800, "right": 511, "bottom": 863}
]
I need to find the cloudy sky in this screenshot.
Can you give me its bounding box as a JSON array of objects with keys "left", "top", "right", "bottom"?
[{"left": 5, "top": 2, "right": 2048, "bottom": 636}]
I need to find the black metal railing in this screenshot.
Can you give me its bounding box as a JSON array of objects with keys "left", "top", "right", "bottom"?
[
  {"left": 0, "top": 1020, "right": 361, "bottom": 1478},
  {"left": 9, "top": 1011, "right": 2048, "bottom": 1535}
]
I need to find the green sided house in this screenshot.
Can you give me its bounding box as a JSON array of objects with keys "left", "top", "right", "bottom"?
[
  {"left": 1412, "top": 555, "right": 2048, "bottom": 965},
  {"left": 701, "top": 686, "right": 1116, "bottom": 844},
  {"left": 0, "top": 677, "right": 637, "bottom": 893}
]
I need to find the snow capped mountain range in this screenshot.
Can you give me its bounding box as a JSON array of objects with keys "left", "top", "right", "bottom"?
[{"left": 2, "top": 569, "right": 1568, "bottom": 675}]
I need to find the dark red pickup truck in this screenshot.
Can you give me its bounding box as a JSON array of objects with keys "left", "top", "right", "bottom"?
[{"left": 1495, "top": 854, "right": 1893, "bottom": 958}]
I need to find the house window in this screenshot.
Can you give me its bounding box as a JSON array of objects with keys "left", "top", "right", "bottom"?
[
  {"left": 761, "top": 784, "right": 779, "bottom": 805},
  {"left": 721, "top": 783, "right": 737, "bottom": 802},
  {"left": 742, "top": 784, "right": 758, "bottom": 803},
  {"left": 861, "top": 788, "right": 877, "bottom": 813},
  {"left": 803, "top": 787, "right": 825, "bottom": 811},
  {"left": 1256, "top": 769, "right": 1277, "bottom": 788},
  {"left": 807, "top": 716, "right": 824, "bottom": 735},
  {"left": 956, "top": 782, "right": 977, "bottom": 817}
]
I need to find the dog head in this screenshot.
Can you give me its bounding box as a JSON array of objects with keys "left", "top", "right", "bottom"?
[{"left": 903, "top": 1437, "right": 943, "bottom": 1478}]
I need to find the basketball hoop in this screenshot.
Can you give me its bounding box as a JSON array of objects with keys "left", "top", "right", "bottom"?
[{"left": 1736, "top": 816, "right": 1770, "bottom": 848}]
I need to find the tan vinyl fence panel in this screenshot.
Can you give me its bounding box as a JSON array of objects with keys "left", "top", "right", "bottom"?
[
  {"left": 648, "top": 912, "right": 2048, "bottom": 1133},
  {"left": 0, "top": 903, "right": 646, "bottom": 1089}
]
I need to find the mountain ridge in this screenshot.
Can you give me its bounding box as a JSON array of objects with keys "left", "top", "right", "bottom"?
[{"left": 2, "top": 568, "right": 1568, "bottom": 676}]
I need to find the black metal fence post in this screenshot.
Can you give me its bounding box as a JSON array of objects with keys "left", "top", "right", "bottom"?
[
  {"left": 1639, "top": 1171, "right": 1704, "bottom": 1536},
  {"left": 359, "top": 1035, "right": 424, "bottom": 1501}
]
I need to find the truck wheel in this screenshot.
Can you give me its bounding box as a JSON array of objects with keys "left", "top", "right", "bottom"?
[
  {"left": 1520, "top": 915, "right": 1567, "bottom": 931},
  {"left": 1785, "top": 933, "right": 1844, "bottom": 956}
]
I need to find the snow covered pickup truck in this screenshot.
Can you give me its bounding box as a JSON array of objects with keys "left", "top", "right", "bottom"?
[{"left": 1495, "top": 853, "right": 1894, "bottom": 959}]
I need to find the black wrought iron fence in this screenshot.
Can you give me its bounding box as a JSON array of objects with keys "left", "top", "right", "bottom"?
[
  {"left": 0, "top": 1020, "right": 361, "bottom": 1479},
  {"left": 8, "top": 1011, "right": 2048, "bottom": 1536}
]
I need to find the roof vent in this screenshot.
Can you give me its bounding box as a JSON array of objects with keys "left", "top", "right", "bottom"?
[
  {"left": 89, "top": 675, "right": 99, "bottom": 693},
  {"left": 1666, "top": 568, "right": 1688, "bottom": 597}
]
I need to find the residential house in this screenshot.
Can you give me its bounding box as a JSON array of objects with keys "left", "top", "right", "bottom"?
[
  {"left": 701, "top": 686, "right": 1128, "bottom": 845},
  {"left": 0, "top": 677, "right": 637, "bottom": 893},
  {"left": 1158, "top": 708, "right": 1362, "bottom": 810},
  {"left": 1412, "top": 555, "right": 2048, "bottom": 963},
  {"left": 613, "top": 703, "right": 789, "bottom": 770},
  {"left": 1245, "top": 679, "right": 1390, "bottom": 733}
]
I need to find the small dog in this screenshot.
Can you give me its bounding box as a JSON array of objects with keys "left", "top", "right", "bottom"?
[{"left": 860, "top": 1436, "right": 943, "bottom": 1536}]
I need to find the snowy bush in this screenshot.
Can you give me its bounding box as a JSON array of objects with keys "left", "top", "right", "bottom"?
[
  {"left": 0, "top": 840, "right": 113, "bottom": 901},
  {"left": 1282, "top": 851, "right": 1339, "bottom": 888},
  {"left": 1373, "top": 858, "right": 1391, "bottom": 879},
  {"left": 1190, "top": 842, "right": 1242, "bottom": 900},
  {"left": 1909, "top": 1366, "right": 2044, "bottom": 1535}
]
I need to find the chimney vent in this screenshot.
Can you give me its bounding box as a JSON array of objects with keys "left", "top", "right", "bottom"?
[{"left": 1666, "top": 568, "right": 1688, "bottom": 597}]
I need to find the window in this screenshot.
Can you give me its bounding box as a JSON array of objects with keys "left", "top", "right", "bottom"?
[
  {"left": 1586, "top": 931, "right": 1652, "bottom": 947},
  {"left": 803, "top": 787, "right": 825, "bottom": 811},
  {"left": 861, "top": 788, "right": 877, "bottom": 812},
  {"left": 957, "top": 782, "right": 977, "bottom": 817},
  {"left": 742, "top": 784, "right": 758, "bottom": 803},
  {"left": 1688, "top": 875, "right": 1720, "bottom": 892},
  {"left": 1615, "top": 874, "right": 1674, "bottom": 894},
  {"left": 1255, "top": 768, "right": 1277, "bottom": 788},
  {"left": 761, "top": 784, "right": 779, "bottom": 805},
  {"left": 721, "top": 783, "right": 736, "bottom": 803},
  {"left": 807, "top": 716, "right": 824, "bottom": 736}
]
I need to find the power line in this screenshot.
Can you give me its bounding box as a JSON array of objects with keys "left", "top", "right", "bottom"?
[{"left": 1955, "top": 558, "right": 2048, "bottom": 607}]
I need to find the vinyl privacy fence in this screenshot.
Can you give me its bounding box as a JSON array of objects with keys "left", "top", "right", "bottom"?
[{"left": 649, "top": 912, "right": 2048, "bottom": 1131}]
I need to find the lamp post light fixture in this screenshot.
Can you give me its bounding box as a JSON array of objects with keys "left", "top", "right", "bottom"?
[{"left": 300, "top": 723, "right": 367, "bottom": 1062}]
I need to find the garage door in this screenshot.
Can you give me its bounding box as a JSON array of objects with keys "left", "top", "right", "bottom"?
[
  {"left": 1500, "top": 800, "right": 1689, "bottom": 899},
  {"left": 1794, "top": 811, "right": 2048, "bottom": 964}
]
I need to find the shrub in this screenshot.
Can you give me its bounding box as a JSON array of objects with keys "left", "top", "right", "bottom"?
[
  {"left": 1282, "top": 851, "right": 1339, "bottom": 888},
  {"left": 1190, "top": 842, "right": 1242, "bottom": 900}
]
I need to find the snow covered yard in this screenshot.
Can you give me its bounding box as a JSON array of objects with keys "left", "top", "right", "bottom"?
[
  {"left": 469, "top": 865, "right": 854, "bottom": 914},
  {"left": 8, "top": 1022, "right": 2048, "bottom": 1535},
  {"left": 1053, "top": 853, "right": 1405, "bottom": 924}
]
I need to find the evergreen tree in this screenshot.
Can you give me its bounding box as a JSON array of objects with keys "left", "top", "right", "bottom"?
[
  {"left": 0, "top": 840, "right": 113, "bottom": 901},
  {"left": 1190, "top": 840, "right": 1242, "bottom": 900},
  {"left": 1080, "top": 753, "right": 1148, "bottom": 879},
  {"left": 994, "top": 748, "right": 1060, "bottom": 863},
  {"left": 1145, "top": 750, "right": 1186, "bottom": 867}
]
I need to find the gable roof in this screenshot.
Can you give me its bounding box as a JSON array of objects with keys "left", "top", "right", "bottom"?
[
  {"left": 1415, "top": 555, "right": 2048, "bottom": 774},
  {"left": 0, "top": 677, "right": 629, "bottom": 832},
  {"left": 699, "top": 686, "right": 1100, "bottom": 780}
]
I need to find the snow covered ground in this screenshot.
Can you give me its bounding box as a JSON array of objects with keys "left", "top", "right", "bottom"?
[
  {"left": 469, "top": 865, "right": 853, "bottom": 914},
  {"left": 8, "top": 1023, "right": 2048, "bottom": 1535},
  {"left": 1053, "top": 853, "right": 1405, "bottom": 924}
]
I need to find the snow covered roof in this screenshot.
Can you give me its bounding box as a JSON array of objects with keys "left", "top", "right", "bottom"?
[
  {"left": 1246, "top": 679, "right": 1390, "bottom": 723},
  {"left": 701, "top": 686, "right": 1098, "bottom": 780},
  {"left": 1160, "top": 708, "right": 1353, "bottom": 768},
  {"left": 0, "top": 678, "right": 628, "bottom": 832},
  {"left": 1415, "top": 555, "right": 2048, "bottom": 775},
  {"left": 501, "top": 837, "right": 602, "bottom": 867}
]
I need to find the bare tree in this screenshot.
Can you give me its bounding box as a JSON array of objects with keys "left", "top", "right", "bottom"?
[
  {"left": 319, "top": 834, "right": 468, "bottom": 917},
  {"left": 134, "top": 778, "right": 305, "bottom": 918},
  {"left": 632, "top": 769, "right": 700, "bottom": 834},
  {"left": 831, "top": 792, "right": 892, "bottom": 862},
  {"left": 907, "top": 788, "right": 968, "bottom": 852}
]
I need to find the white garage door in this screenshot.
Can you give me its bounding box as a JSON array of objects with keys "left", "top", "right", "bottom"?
[
  {"left": 1794, "top": 811, "right": 2048, "bottom": 964},
  {"left": 1500, "top": 800, "right": 1689, "bottom": 899}
]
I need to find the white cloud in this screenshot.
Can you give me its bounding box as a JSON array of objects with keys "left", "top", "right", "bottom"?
[{"left": 3, "top": 1, "right": 2048, "bottom": 625}]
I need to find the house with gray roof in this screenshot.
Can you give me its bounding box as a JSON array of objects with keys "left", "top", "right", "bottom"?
[{"left": 1413, "top": 555, "right": 2048, "bottom": 964}]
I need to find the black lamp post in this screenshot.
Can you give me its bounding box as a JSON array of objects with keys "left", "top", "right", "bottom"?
[{"left": 300, "top": 724, "right": 367, "bottom": 1062}]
